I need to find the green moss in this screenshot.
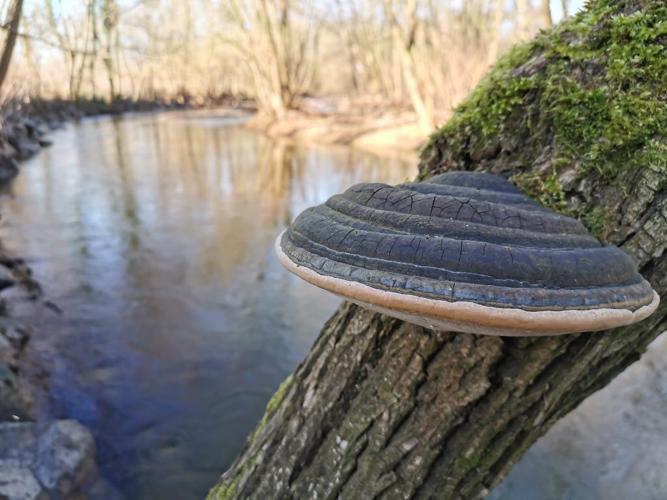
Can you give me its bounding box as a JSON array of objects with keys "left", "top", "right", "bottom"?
[
  {"left": 207, "top": 449, "right": 264, "bottom": 500},
  {"left": 208, "top": 476, "right": 241, "bottom": 500},
  {"left": 207, "top": 376, "right": 294, "bottom": 499},
  {"left": 206, "top": 377, "right": 292, "bottom": 500},
  {"left": 421, "top": 0, "right": 667, "bottom": 230},
  {"left": 425, "top": 42, "right": 537, "bottom": 154},
  {"left": 635, "top": 139, "right": 667, "bottom": 190},
  {"left": 254, "top": 374, "right": 293, "bottom": 435},
  {"left": 452, "top": 450, "right": 484, "bottom": 474},
  {"left": 581, "top": 206, "right": 616, "bottom": 241},
  {"left": 511, "top": 170, "right": 570, "bottom": 213},
  {"left": 268, "top": 373, "right": 292, "bottom": 414}
]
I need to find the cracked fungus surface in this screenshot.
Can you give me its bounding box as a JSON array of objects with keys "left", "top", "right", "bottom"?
[{"left": 279, "top": 171, "right": 657, "bottom": 334}]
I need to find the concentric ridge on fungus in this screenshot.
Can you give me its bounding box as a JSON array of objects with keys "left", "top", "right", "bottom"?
[{"left": 276, "top": 171, "right": 659, "bottom": 336}]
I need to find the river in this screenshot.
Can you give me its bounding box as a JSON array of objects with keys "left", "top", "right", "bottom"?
[{"left": 1, "top": 111, "right": 665, "bottom": 500}]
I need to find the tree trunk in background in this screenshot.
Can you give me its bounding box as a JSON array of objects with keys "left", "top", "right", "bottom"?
[
  {"left": 384, "top": 0, "right": 434, "bottom": 134},
  {"left": 102, "top": 0, "right": 118, "bottom": 102},
  {"left": 561, "top": 0, "right": 570, "bottom": 18},
  {"left": 485, "top": 0, "right": 505, "bottom": 67},
  {"left": 0, "top": 0, "right": 24, "bottom": 91},
  {"left": 541, "top": 0, "right": 553, "bottom": 27},
  {"left": 209, "top": 1, "right": 667, "bottom": 498},
  {"left": 515, "top": 0, "right": 531, "bottom": 39}
]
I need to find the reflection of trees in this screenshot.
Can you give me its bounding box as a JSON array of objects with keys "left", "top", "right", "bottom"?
[
  {"left": 255, "top": 137, "right": 296, "bottom": 226},
  {"left": 2, "top": 114, "right": 421, "bottom": 494},
  {"left": 183, "top": 123, "right": 206, "bottom": 199},
  {"left": 110, "top": 117, "right": 141, "bottom": 251},
  {"left": 257, "top": 138, "right": 294, "bottom": 198},
  {"left": 0, "top": 111, "right": 418, "bottom": 378},
  {"left": 193, "top": 129, "right": 296, "bottom": 285},
  {"left": 12, "top": 113, "right": 414, "bottom": 317}
]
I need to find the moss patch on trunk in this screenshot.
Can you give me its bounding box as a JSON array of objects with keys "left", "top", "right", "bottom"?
[{"left": 420, "top": 0, "right": 667, "bottom": 239}]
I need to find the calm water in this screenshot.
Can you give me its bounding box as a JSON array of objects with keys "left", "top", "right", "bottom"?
[
  {"left": 0, "top": 111, "right": 415, "bottom": 499},
  {"left": 2, "top": 111, "right": 665, "bottom": 500}
]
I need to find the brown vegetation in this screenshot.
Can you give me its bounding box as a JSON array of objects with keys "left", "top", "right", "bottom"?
[{"left": 1, "top": 1, "right": 571, "bottom": 150}]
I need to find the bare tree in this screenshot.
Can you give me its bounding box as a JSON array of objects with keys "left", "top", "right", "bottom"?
[
  {"left": 542, "top": 0, "right": 553, "bottom": 27},
  {"left": 515, "top": 0, "right": 532, "bottom": 40},
  {"left": 383, "top": 0, "right": 434, "bottom": 133},
  {"left": 561, "top": 0, "right": 570, "bottom": 18},
  {"left": 87, "top": 0, "right": 99, "bottom": 98},
  {"left": 8, "top": 0, "right": 572, "bottom": 121},
  {"left": 102, "top": 0, "right": 118, "bottom": 101},
  {"left": 486, "top": 0, "right": 506, "bottom": 66},
  {"left": 220, "top": 0, "right": 318, "bottom": 118},
  {"left": 43, "top": 0, "right": 86, "bottom": 98},
  {"left": 0, "top": 0, "right": 24, "bottom": 91}
]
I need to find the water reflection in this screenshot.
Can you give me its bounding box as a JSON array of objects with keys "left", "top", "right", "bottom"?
[{"left": 0, "top": 111, "right": 416, "bottom": 500}]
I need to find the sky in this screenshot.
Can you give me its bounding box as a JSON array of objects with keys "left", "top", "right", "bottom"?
[{"left": 26, "top": 0, "right": 586, "bottom": 21}]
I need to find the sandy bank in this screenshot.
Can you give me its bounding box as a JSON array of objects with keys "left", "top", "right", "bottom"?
[{"left": 246, "top": 100, "right": 429, "bottom": 161}]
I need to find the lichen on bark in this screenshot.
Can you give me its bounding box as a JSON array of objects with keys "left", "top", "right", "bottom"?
[{"left": 209, "top": 1, "right": 667, "bottom": 499}]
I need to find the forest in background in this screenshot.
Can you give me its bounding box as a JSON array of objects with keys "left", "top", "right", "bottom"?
[{"left": 1, "top": 1, "right": 577, "bottom": 133}]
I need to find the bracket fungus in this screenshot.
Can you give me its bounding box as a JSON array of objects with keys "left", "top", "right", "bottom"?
[{"left": 276, "top": 171, "right": 659, "bottom": 336}]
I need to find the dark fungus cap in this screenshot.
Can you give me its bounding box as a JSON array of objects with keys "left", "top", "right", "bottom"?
[{"left": 276, "top": 171, "right": 659, "bottom": 336}]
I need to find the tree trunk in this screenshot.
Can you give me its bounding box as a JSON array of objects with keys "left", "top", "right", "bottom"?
[
  {"left": 561, "top": 0, "right": 569, "bottom": 18},
  {"left": 514, "top": 0, "right": 531, "bottom": 40},
  {"left": 485, "top": 0, "right": 505, "bottom": 67},
  {"left": 541, "top": 0, "right": 553, "bottom": 27},
  {"left": 0, "top": 0, "right": 23, "bottom": 91},
  {"left": 384, "top": 0, "right": 434, "bottom": 134},
  {"left": 102, "top": 0, "right": 118, "bottom": 102},
  {"left": 209, "top": 1, "right": 667, "bottom": 498}
]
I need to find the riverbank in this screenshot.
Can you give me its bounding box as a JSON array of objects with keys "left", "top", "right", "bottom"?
[
  {"left": 0, "top": 248, "right": 104, "bottom": 498},
  {"left": 0, "top": 98, "right": 418, "bottom": 498},
  {"left": 0, "top": 97, "right": 195, "bottom": 184},
  {"left": 246, "top": 97, "right": 429, "bottom": 160},
  {"left": 0, "top": 97, "right": 184, "bottom": 500}
]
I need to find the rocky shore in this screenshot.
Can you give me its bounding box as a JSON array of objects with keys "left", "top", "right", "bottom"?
[
  {"left": 0, "top": 97, "right": 189, "bottom": 184},
  {"left": 0, "top": 97, "right": 176, "bottom": 500},
  {"left": 0, "top": 251, "right": 103, "bottom": 499}
]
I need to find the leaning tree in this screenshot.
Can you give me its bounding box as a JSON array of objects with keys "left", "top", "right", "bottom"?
[{"left": 209, "top": 0, "right": 667, "bottom": 498}]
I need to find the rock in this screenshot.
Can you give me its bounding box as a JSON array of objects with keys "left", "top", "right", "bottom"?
[
  {"left": 0, "top": 324, "right": 34, "bottom": 420},
  {"left": 0, "top": 138, "right": 18, "bottom": 159},
  {"left": 0, "top": 324, "right": 28, "bottom": 368},
  {"left": 0, "top": 420, "right": 98, "bottom": 499},
  {"left": 0, "top": 422, "right": 38, "bottom": 462},
  {"left": 4, "top": 326, "right": 30, "bottom": 351},
  {"left": 23, "top": 120, "right": 45, "bottom": 139},
  {"left": 0, "top": 156, "right": 19, "bottom": 183},
  {"left": 0, "top": 331, "right": 27, "bottom": 382},
  {"left": 0, "top": 334, "right": 14, "bottom": 363},
  {"left": 34, "top": 420, "right": 97, "bottom": 497},
  {"left": 0, "top": 460, "right": 48, "bottom": 500},
  {"left": 0, "top": 379, "right": 33, "bottom": 421},
  {"left": 13, "top": 139, "right": 40, "bottom": 160},
  {"left": 0, "top": 361, "right": 16, "bottom": 382},
  {"left": 86, "top": 477, "right": 126, "bottom": 500}
]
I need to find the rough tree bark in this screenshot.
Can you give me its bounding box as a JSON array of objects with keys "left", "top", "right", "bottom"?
[{"left": 209, "top": 1, "right": 667, "bottom": 498}]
